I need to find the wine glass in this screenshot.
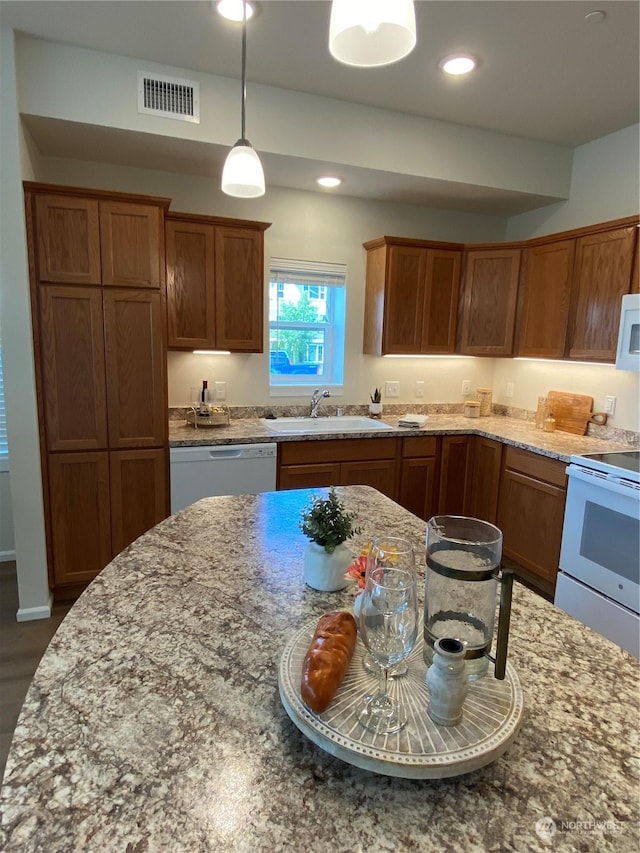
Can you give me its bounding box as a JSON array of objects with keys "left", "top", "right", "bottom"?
[
  {"left": 357, "top": 562, "right": 418, "bottom": 734},
  {"left": 361, "top": 537, "right": 416, "bottom": 678}
]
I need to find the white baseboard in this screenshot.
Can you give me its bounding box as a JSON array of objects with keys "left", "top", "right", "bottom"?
[
  {"left": 0, "top": 549, "right": 17, "bottom": 563},
  {"left": 16, "top": 592, "right": 53, "bottom": 622}
]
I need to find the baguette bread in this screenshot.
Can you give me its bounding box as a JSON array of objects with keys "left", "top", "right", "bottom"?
[{"left": 300, "top": 610, "right": 358, "bottom": 714}]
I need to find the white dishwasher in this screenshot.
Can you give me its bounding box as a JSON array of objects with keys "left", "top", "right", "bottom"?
[{"left": 170, "top": 443, "right": 277, "bottom": 513}]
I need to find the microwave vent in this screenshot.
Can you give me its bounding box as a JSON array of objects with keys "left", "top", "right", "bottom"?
[{"left": 137, "top": 72, "right": 200, "bottom": 123}]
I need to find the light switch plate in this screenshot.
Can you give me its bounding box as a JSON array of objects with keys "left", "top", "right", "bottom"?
[
  {"left": 415, "top": 380, "right": 425, "bottom": 398},
  {"left": 506, "top": 382, "right": 514, "bottom": 398},
  {"left": 385, "top": 381, "right": 400, "bottom": 398},
  {"left": 604, "top": 395, "right": 616, "bottom": 415},
  {"left": 215, "top": 381, "right": 227, "bottom": 400},
  {"left": 461, "top": 380, "right": 471, "bottom": 395}
]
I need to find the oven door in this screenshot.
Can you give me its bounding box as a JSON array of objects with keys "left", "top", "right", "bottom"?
[{"left": 559, "top": 465, "right": 640, "bottom": 613}]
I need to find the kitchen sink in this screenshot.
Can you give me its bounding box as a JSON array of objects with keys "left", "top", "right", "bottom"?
[{"left": 259, "top": 416, "right": 393, "bottom": 434}]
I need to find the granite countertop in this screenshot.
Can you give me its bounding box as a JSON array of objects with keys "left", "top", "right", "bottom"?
[
  {"left": 1, "top": 486, "right": 638, "bottom": 852},
  {"left": 169, "top": 413, "right": 637, "bottom": 462}
]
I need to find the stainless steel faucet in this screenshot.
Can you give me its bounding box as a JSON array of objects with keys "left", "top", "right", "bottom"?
[{"left": 309, "top": 388, "right": 330, "bottom": 418}]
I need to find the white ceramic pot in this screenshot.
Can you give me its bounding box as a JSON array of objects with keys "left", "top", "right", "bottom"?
[
  {"left": 369, "top": 402, "right": 382, "bottom": 418},
  {"left": 303, "top": 541, "right": 352, "bottom": 592}
]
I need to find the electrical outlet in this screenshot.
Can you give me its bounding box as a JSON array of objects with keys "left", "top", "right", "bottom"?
[
  {"left": 506, "top": 382, "right": 514, "bottom": 398},
  {"left": 215, "top": 381, "right": 227, "bottom": 401},
  {"left": 604, "top": 395, "right": 616, "bottom": 415},
  {"left": 385, "top": 381, "right": 400, "bottom": 398},
  {"left": 461, "top": 380, "right": 471, "bottom": 395},
  {"left": 415, "top": 380, "right": 425, "bottom": 398}
]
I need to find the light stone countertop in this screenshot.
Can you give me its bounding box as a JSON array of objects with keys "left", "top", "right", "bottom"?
[
  {"left": 0, "top": 486, "right": 638, "bottom": 852},
  {"left": 169, "top": 413, "right": 638, "bottom": 461}
]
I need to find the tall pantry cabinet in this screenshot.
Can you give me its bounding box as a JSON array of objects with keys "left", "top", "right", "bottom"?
[{"left": 24, "top": 184, "right": 171, "bottom": 590}]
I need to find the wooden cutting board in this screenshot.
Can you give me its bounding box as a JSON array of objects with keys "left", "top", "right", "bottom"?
[{"left": 547, "top": 390, "right": 607, "bottom": 435}]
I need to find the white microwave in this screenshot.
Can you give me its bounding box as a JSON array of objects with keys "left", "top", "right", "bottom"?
[{"left": 616, "top": 292, "right": 640, "bottom": 371}]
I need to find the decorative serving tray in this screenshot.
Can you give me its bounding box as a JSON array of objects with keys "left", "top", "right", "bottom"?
[
  {"left": 278, "top": 618, "right": 524, "bottom": 779},
  {"left": 184, "top": 406, "right": 230, "bottom": 428}
]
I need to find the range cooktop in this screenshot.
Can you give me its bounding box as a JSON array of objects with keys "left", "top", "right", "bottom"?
[{"left": 571, "top": 450, "right": 640, "bottom": 481}]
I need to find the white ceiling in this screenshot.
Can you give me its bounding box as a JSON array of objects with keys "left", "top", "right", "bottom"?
[{"left": 2, "top": 0, "right": 639, "bottom": 215}]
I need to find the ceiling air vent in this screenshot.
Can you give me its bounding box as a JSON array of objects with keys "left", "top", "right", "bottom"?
[{"left": 137, "top": 71, "right": 200, "bottom": 123}]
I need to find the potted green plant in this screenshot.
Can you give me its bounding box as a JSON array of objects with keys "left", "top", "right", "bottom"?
[
  {"left": 369, "top": 387, "right": 383, "bottom": 418},
  {"left": 299, "top": 487, "right": 361, "bottom": 591}
]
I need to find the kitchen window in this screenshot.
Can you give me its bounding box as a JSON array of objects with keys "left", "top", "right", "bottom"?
[{"left": 269, "top": 258, "right": 346, "bottom": 393}]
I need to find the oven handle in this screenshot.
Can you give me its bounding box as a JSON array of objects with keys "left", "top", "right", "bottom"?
[{"left": 569, "top": 464, "right": 640, "bottom": 499}]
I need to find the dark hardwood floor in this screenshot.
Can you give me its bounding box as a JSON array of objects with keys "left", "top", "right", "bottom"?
[{"left": 0, "top": 562, "right": 72, "bottom": 780}]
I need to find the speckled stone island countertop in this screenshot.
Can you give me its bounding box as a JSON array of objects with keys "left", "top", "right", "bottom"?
[
  {"left": 1, "top": 486, "right": 638, "bottom": 852},
  {"left": 168, "top": 412, "right": 638, "bottom": 460}
]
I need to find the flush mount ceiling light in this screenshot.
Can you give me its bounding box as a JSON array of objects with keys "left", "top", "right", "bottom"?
[
  {"left": 221, "top": 0, "right": 265, "bottom": 198},
  {"left": 216, "top": 0, "right": 256, "bottom": 22},
  {"left": 439, "top": 54, "right": 477, "bottom": 76},
  {"left": 329, "top": 0, "right": 417, "bottom": 68},
  {"left": 317, "top": 176, "right": 343, "bottom": 188}
]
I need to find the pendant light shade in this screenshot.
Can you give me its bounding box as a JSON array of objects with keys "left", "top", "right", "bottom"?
[
  {"left": 329, "top": 0, "right": 416, "bottom": 68},
  {"left": 221, "top": 139, "right": 265, "bottom": 198},
  {"left": 221, "top": 1, "right": 265, "bottom": 198}
]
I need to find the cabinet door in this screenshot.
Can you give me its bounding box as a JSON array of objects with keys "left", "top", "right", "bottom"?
[
  {"left": 35, "top": 195, "right": 101, "bottom": 284},
  {"left": 518, "top": 240, "right": 575, "bottom": 358},
  {"left": 48, "top": 451, "right": 111, "bottom": 585},
  {"left": 166, "top": 219, "right": 216, "bottom": 349},
  {"left": 278, "top": 463, "right": 341, "bottom": 490},
  {"left": 399, "top": 457, "right": 438, "bottom": 521},
  {"left": 498, "top": 469, "right": 566, "bottom": 588},
  {"left": 110, "top": 448, "right": 168, "bottom": 556},
  {"left": 459, "top": 248, "right": 521, "bottom": 355},
  {"left": 469, "top": 436, "right": 502, "bottom": 524},
  {"left": 438, "top": 436, "right": 474, "bottom": 515},
  {"left": 38, "top": 285, "right": 108, "bottom": 451},
  {"left": 215, "top": 226, "right": 263, "bottom": 351},
  {"left": 341, "top": 459, "right": 397, "bottom": 500},
  {"left": 382, "top": 245, "right": 426, "bottom": 354},
  {"left": 422, "top": 249, "right": 461, "bottom": 353},
  {"left": 100, "top": 202, "right": 162, "bottom": 288},
  {"left": 569, "top": 227, "right": 636, "bottom": 361},
  {"left": 103, "top": 289, "right": 166, "bottom": 448}
]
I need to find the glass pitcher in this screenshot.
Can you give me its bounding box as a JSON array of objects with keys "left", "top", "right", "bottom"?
[{"left": 423, "top": 516, "right": 513, "bottom": 680}]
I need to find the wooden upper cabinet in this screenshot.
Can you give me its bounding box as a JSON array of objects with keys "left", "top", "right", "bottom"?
[
  {"left": 631, "top": 228, "right": 639, "bottom": 294},
  {"left": 103, "top": 289, "right": 166, "bottom": 448},
  {"left": 423, "top": 249, "right": 461, "bottom": 353},
  {"left": 363, "top": 238, "right": 462, "bottom": 355},
  {"left": 35, "top": 195, "right": 101, "bottom": 284},
  {"left": 100, "top": 201, "right": 162, "bottom": 288},
  {"left": 38, "top": 285, "right": 108, "bottom": 452},
  {"left": 382, "top": 245, "right": 427, "bottom": 354},
  {"left": 568, "top": 226, "right": 637, "bottom": 361},
  {"left": 459, "top": 248, "right": 521, "bottom": 356},
  {"left": 215, "top": 226, "right": 264, "bottom": 352},
  {"left": 166, "top": 219, "right": 216, "bottom": 349},
  {"left": 517, "top": 240, "right": 575, "bottom": 358}
]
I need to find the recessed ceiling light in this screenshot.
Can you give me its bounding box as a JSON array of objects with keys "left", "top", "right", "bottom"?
[
  {"left": 439, "top": 54, "right": 477, "bottom": 76},
  {"left": 216, "top": 0, "right": 256, "bottom": 22},
  {"left": 317, "top": 176, "right": 343, "bottom": 188}
]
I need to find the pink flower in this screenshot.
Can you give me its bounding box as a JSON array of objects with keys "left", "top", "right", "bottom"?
[{"left": 344, "top": 554, "right": 368, "bottom": 590}]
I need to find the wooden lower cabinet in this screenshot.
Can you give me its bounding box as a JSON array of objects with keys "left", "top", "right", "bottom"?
[
  {"left": 497, "top": 447, "right": 567, "bottom": 597},
  {"left": 469, "top": 436, "right": 503, "bottom": 523},
  {"left": 438, "top": 435, "right": 474, "bottom": 515},
  {"left": 398, "top": 436, "right": 439, "bottom": 520},
  {"left": 277, "top": 438, "right": 398, "bottom": 499},
  {"left": 48, "top": 452, "right": 112, "bottom": 586},
  {"left": 110, "top": 449, "right": 168, "bottom": 555}
]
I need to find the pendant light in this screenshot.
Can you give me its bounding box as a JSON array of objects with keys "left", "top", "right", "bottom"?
[
  {"left": 329, "top": 0, "right": 416, "bottom": 68},
  {"left": 221, "top": 0, "right": 265, "bottom": 198}
]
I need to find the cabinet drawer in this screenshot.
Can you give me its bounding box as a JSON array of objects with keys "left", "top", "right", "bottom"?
[
  {"left": 401, "top": 436, "right": 438, "bottom": 458},
  {"left": 279, "top": 437, "right": 398, "bottom": 465},
  {"left": 504, "top": 446, "right": 567, "bottom": 489}
]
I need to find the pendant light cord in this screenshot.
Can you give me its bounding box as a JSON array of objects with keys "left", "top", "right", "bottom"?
[{"left": 241, "top": 0, "right": 247, "bottom": 141}]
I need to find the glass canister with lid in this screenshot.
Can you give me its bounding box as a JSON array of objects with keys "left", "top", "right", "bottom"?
[{"left": 477, "top": 388, "right": 493, "bottom": 417}]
